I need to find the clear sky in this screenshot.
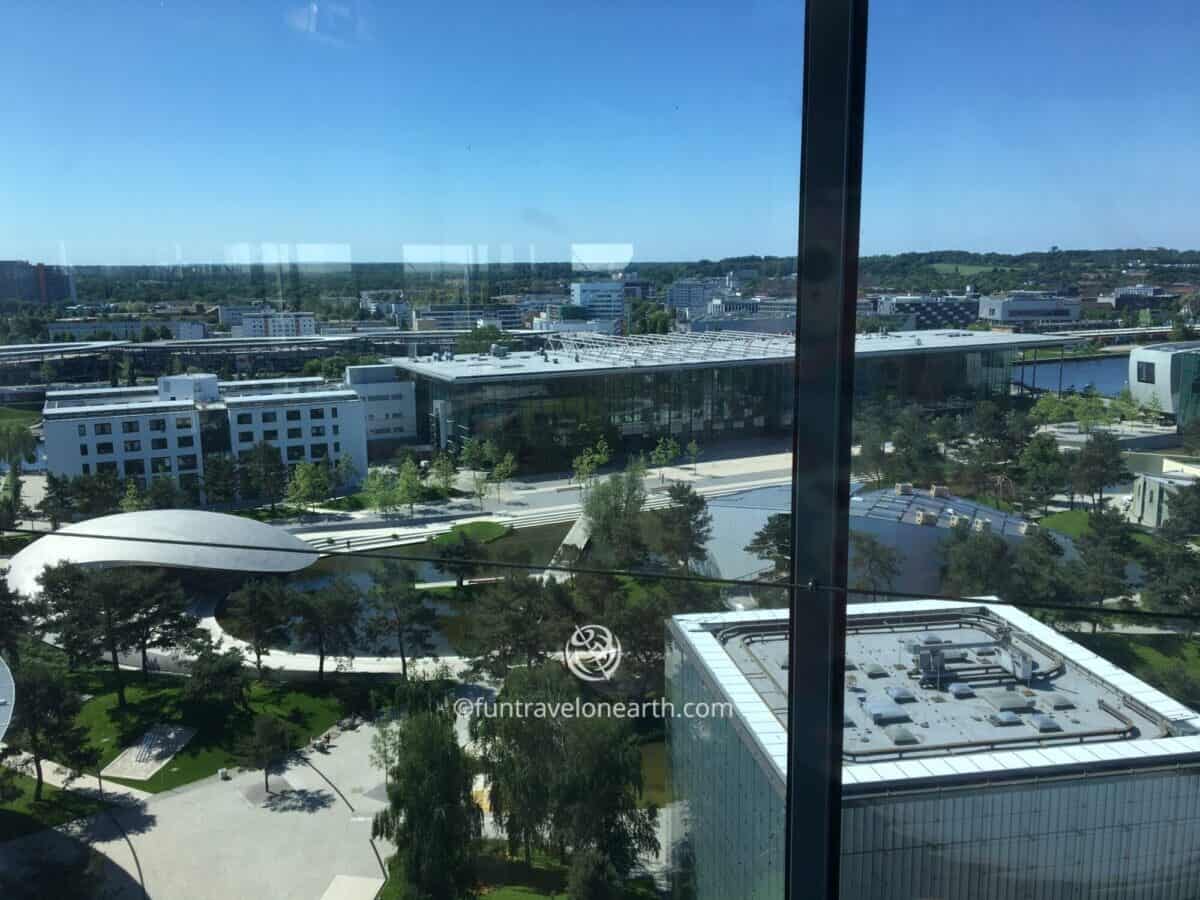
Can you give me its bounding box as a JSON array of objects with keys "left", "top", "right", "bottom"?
[{"left": 1, "top": 1, "right": 1197, "bottom": 265}]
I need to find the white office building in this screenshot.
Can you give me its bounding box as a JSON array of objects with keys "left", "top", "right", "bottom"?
[
  {"left": 344, "top": 363, "right": 418, "bottom": 450},
  {"left": 43, "top": 373, "right": 367, "bottom": 495},
  {"left": 667, "top": 601, "right": 1200, "bottom": 900},
  {"left": 232, "top": 311, "right": 318, "bottom": 338},
  {"left": 569, "top": 281, "right": 626, "bottom": 324},
  {"left": 978, "top": 291, "right": 1080, "bottom": 325}
]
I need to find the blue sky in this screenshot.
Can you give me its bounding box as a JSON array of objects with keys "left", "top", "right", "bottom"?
[{"left": 1, "top": 1, "right": 1197, "bottom": 265}]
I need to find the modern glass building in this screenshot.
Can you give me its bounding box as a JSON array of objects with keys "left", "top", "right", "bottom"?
[
  {"left": 393, "top": 330, "right": 1070, "bottom": 469},
  {"left": 666, "top": 602, "right": 1200, "bottom": 900}
]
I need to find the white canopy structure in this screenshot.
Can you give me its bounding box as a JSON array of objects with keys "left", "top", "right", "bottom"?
[{"left": 5, "top": 510, "right": 319, "bottom": 598}]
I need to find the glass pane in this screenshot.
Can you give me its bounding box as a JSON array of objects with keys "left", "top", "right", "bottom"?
[
  {"left": 0, "top": 3, "right": 803, "bottom": 897},
  {"left": 852, "top": 2, "right": 1200, "bottom": 895}
]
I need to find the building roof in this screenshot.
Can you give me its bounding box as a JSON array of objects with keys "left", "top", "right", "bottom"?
[
  {"left": 391, "top": 329, "right": 1076, "bottom": 383},
  {"left": 0, "top": 656, "right": 13, "bottom": 745},
  {"left": 670, "top": 600, "right": 1200, "bottom": 795},
  {"left": 850, "top": 487, "right": 1031, "bottom": 538},
  {"left": 5, "top": 511, "right": 319, "bottom": 597}
]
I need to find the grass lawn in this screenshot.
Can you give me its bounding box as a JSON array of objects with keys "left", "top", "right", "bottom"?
[
  {"left": 0, "top": 772, "right": 110, "bottom": 842},
  {"left": 323, "top": 493, "right": 368, "bottom": 512},
  {"left": 0, "top": 532, "right": 39, "bottom": 556},
  {"left": 957, "top": 492, "right": 1017, "bottom": 513},
  {"left": 1072, "top": 632, "right": 1200, "bottom": 702},
  {"left": 929, "top": 262, "right": 1014, "bottom": 276},
  {"left": 1040, "top": 508, "right": 1159, "bottom": 548},
  {"left": 0, "top": 405, "right": 40, "bottom": 427},
  {"left": 69, "top": 669, "right": 343, "bottom": 793},
  {"left": 433, "top": 520, "right": 511, "bottom": 546}
]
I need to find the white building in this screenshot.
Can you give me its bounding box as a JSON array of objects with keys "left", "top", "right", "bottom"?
[
  {"left": 344, "top": 364, "right": 417, "bottom": 449},
  {"left": 43, "top": 373, "right": 367, "bottom": 495},
  {"left": 1128, "top": 341, "right": 1200, "bottom": 417},
  {"left": 232, "top": 311, "right": 318, "bottom": 338},
  {"left": 569, "top": 281, "right": 626, "bottom": 324},
  {"left": 667, "top": 601, "right": 1200, "bottom": 900},
  {"left": 978, "top": 291, "right": 1080, "bottom": 325},
  {"left": 666, "top": 277, "right": 726, "bottom": 318},
  {"left": 216, "top": 304, "right": 272, "bottom": 327}
]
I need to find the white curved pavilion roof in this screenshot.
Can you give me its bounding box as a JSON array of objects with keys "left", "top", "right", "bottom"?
[
  {"left": 6, "top": 510, "right": 319, "bottom": 597},
  {"left": 0, "top": 656, "right": 13, "bottom": 745}
]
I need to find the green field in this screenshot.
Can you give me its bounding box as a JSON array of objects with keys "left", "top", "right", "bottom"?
[
  {"left": 0, "top": 772, "right": 110, "bottom": 842},
  {"left": 1040, "top": 508, "right": 1158, "bottom": 548},
  {"left": 1073, "top": 632, "right": 1200, "bottom": 705},
  {"left": 67, "top": 668, "right": 343, "bottom": 793},
  {"left": 0, "top": 406, "right": 40, "bottom": 427},
  {"left": 929, "top": 262, "right": 1015, "bottom": 276}
]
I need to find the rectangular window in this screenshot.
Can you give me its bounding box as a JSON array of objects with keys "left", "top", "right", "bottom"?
[
  {"left": 311, "top": 425, "right": 325, "bottom": 437},
  {"left": 238, "top": 431, "right": 254, "bottom": 443},
  {"left": 94, "top": 422, "right": 112, "bottom": 436},
  {"left": 175, "top": 417, "right": 192, "bottom": 429},
  {"left": 177, "top": 435, "right": 194, "bottom": 448},
  {"left": 81, "top": 463, "right": 90, "bottom": 475},
  {"left": 287, "top": 427, "right": 302, "bottom": 439},
  {"left": 333, "top": 442, "right": 340, "bottom": 453},
  {"left": 79, "top": 443, "right": 88, "bottom": 456},
  {"left": 263, "top": 429, "right": 278, "bottom": 441},
  {"left": 151, "top": 437, "right": 168, "bottom": 450},
  {"left": 122, "top": 420, "right": 140, "bottom": 433},
  {"left": 261, "top": 411, "right": 277, "bottom": 423},
  {"left": 124, "top": 439, "right": 141, "bottom": 452},
  {"left": 77, "top": 424, "right": 86, "bottom": 437},
  {"left": 149, "top": 418, "right": 166, "bottom": 431},
  {"left": 1137, "top": 361, "right": 1156, "bottom": 384},
  {"left": 96, "top": 462, "right": 116, "bottom": 475},
  {"left": 332, "top": 425, "right": 339, "bottom": 435},
  {"left": 177, "top": 454, "right": 197, "bottom": 470},
  {"left": 310, "top": 443, "right": 328, "bottom": 459},
  {"left": 96, "top": 442, "right": 113, "bottom": 455},
  {"left": 123, "top": 459, "right": 145, "bottom": 476},
  {"left": 236, "top": 412, "right": 252, "bottom": 425},
  {"left": 286, "top": 410, "right": 301, "bottom": 421},
  {"left": 310, "top": 408, "right": 325, "bottom": 419},
  {"left": 331, "top": 407, "right": 338, "bottom": 419},
  {"left": 287, "top": 445, "right": 305, "bottom": 461},
  {"left": 151, "top": 457, "right": 172, "bottom": 473}
]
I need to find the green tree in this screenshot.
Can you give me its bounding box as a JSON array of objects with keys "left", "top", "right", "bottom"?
[
  {"left": 239, "top": 441, "right": 287, "bottom": 510},
  {"left": 940, "top": 530, "right": 1012, "bottom": 598},
  {"left": 334, "top": 453, "right": 359, "bottom": 492},
  {"left": 1007, "top": 529, "right": 1078, "bottom": 608},
  {"left": 1182, "top": 420, "right": 1200, "bottom": 456},
  {"left": 745, "top": 513, "right": 792, "bottom": 580},
  {"left": 8, "top": 661, "right": 97, "bottom": 801},
  {"left": 1072, "top": 431, "right": 1129, "bottom": 508},
  {"left": 1072, "top": 505, "right": 1137, "bottom": 615},
  {"left": 0, "top": 578, "right": 34, "bottom": 667},
  {"left": 1029, "top": 393, "right": 1072, "bottom": 425},
  {"left": 890, "top": 406, "right": 941, "bottom": 483},
  {"left": 119, "top": 478, "right": 147, "bottom": 512},
  {"left": 583, "top": 460, "right": 647, "bottom": 568},
  {"left": 1143, "top": 544, "right": 1200, "bottom": 634},
  {"left": 202, "top": 453, "right": 238, "bottom": 506},
  {"left": 1017, "top": 433, "right": 1068, "bottom": 514},
  {"left": 460, "top": 573, "right": 561, "bottom": 680},
  {"left": 37, "top": 473, "right": 75, "bottom": 528},
  {"left": 431, "top": 452, "right": 458, "bottom": 495},
  {"left": 287, "top": 460, "right": 333, "bottom": 511},
  {"left": 292, "top": 578, "right": 361, "bottom": 682},
  {"left": 489, "top": 450, "right": 517, "bottom": 501},
  {"left": 0, "top": 422, "right": 37, "bottom": 472},
  {"left": 125, "top": 569, "right": 196, "bottom": 678},
  {"left": 647, "top": 482, "right": 712, "bottom": 571},
  {"left": 396, "top": 458, "right": 423, "bottom": 516},
  {"left": 366, "top": 561, "right": 436, "bottom": 681},
  {"left": 849, "top": 532, "right": 901, "bottom": 600},
  {"left": 362, "top": 467, "right": 400, "bottom": 515},
  {"left": 1162, "top": 481, "right": 1200, "bottom": 545},
  {"left": 372, "top": 711, "right": 481, "bottom": 900},
  {"left": 236, "top": 715, "right": 292, "bottom": 794},
  {"left": 649, "top": 436, "right": 680, "bottom": 483},
  {"left": 146, "top": 476, "right": 184, "bottom": 509},
  {"left": 433, "top": 532, "right": 485, "bottom": 589},
  {"left": 686, "top": 439, "right": 701, "bottom": 473},
  {"left": 183, "top": 637, "right": 249, "bottom": 710},
  {"left": 71, "top": 470, "right": 123, "bottom": 516},
  {"left": 459, "top": 437, "right": 491, "bottom": 510},
  {"left": 223, "top": 580, "right": 293, "bottom": 677},
  {"left": 369, "top": 718, "right": 402, "bottom": 788}
]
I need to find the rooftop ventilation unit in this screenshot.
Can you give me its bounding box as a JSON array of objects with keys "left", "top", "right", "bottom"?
[
  {"left": 989, "top": 710, "right": 1023, "bottom": 726},
  {"left": 987, "top": 692, "right": 1034, "bottom": 713},
  {"left": 948, "top": 682, "right": 975, "bottom": 698},
  {"left": 865, "top": 700, "right": 910, "bottom": 724},
  {"left": 885, "top": 686, "right": 916, "bottom": 703},
  {"left": 1046, "top": 693, "right": 1076, "bottom": 710},
  {"left": 930, "top": 484, "right": 950, "bottom": 498},
  {"left": 973, "top": 518, "right": 992, "bottom": 533},
  {"left": 1018, "top": 521, "right": 1038, "bottom": 535},
  {"left": 914, "top": 509, "right": 937, "bottom": 526},
  {"left": 895, "top": 483, "right": 914, "bottom": 495},
  {"left": 863, "top": 662, "right": 888, "bottom": 678},
  {"left": 949, "top": 514, "right": 969, "bottom": 530},
  {"left": 1031, "top": 713, "right": 1063, "bottom": 733},
  {"left": 886, "top": 725, "right": 920, "bottom": 745}
]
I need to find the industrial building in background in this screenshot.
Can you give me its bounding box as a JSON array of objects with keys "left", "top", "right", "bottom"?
[
  {"left": 667, "top": 601, "right": 1200, "bottom": 900},
  {"left": 875, "top": 294, "right": 980, "bottom": 330},
  {"left": 978, "top": 290, "right": 1081, "bottom": 327}
]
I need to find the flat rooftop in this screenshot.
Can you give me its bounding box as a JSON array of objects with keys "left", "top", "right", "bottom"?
[
  {"left": 392, "top": 329, "right": 1077, "bottom": 383},
  {"left": 43, "top": 376, "right": 354, "bottom": 415},
  {"left": 850, "top": 487, "right": 1031, "bottom": 538},
  {"left": 670, "top": 601, "right": 1200, "bottom": 794}
]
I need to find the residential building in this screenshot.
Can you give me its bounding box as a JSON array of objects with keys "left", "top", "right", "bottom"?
[
  {"left": 216, "top": 304, "right": 272, "bottom": 327},
  {"left": 875, "top": 294, "right": 980, "bottom": 330},
  {"left": 42, "top": 373, "right": 367, "bottom": 494},
  {"left": 0, "top": 260, "right": 75, "bottom": 304},
  {"left": 390, "top": 329, "right": 1071, "bottom": 470},
  {"left": 1127, "top": 472, "right": 1196, "bottom": 530},
  {"left": 667, "top": 601, "right": 1200, "bottom": 900},
  {"left": 48, "top": 318, "right": 208, "bottom": 341},
  {"left": 569, "top": 281, "right": 626, "bottom": 324},
  {"left": 1098, "top": 284, "right": 1180, "bottom": 311},
  {"left": 232, "top": 311, "right": 318, "bottom": 338},
  {"left": 978, "top": 291, "right": 1081, "bottom": 326},
  {"left": 666, "top": 277, "right": 726, "bottom": 318}
]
